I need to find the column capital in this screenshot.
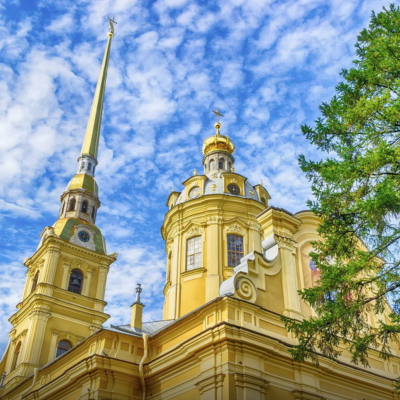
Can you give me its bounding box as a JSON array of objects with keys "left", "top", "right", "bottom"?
[
  {"left": 47, "top": 247, "right": 61, "bottom": 255},
  {"left": 99, "top": 265, "right": 109, "bottom": 273},
  {"left": 274, "top": 234, "right": 297, "bottom": 251},
  {"left": 29, "top": 310, "right": 51, "bottom": 322}
]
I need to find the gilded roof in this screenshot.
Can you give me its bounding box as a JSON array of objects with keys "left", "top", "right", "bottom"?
[
  {"left": 66, "top": 174, "right": 99, "bottom": 196},
  {"left": 202, "top": 123, "right": 235, "bottom": 156}
]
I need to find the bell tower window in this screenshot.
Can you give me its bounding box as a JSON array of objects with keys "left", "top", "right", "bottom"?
[
  {"left": 68, "top": 198, "right": 76, "bottom": 211},
  {"left": 227, "top": 234, "right": 244, "bottom": 267},
  {"left": 12, "top": 342, "right": 21, "bottom": 371},
  {"left": 88, "top": 162, "right": 92, "bottom": 171},
  {"left": 219, "top": 158, "right": 224, "bottom": 169},
  {"left": 68, "top": 269, "right": 83, "bottom": 294},
  {"left": 31, "top": 271, "right": 39, "bottom": 293},
  {"left": 56, "top": 340, "right": 72, "bottom": 358},
  {"left": 186, "top": 236, "right": 202, "bottom": 271},
  {"left": 209, "top": 159, "right": 215, "bottom": 170},
  {"left": 81, "top": 200, "right": 88, "bottom": 213}
]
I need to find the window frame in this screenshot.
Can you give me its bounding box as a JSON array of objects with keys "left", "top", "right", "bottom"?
[
  {"left": 12, "top": 342, "right": 21, "bottom": 371},
  {"left": 31, "top": 271, "right": 39, "bottom": 293},
  {"left": 56, "top": 340, "right": 72, "bottom": 358},
  {"left": 186, "top": 236, "right": 202, "bottom": 271},
  {"left": 68, "top": 198, "right": 76, "bottom": 211},
  {"left": 81, "top": 200, "right": 88, "bottom": 213},
  {"left": 227, "top": 234, "right": 244, "bottom": 267}
]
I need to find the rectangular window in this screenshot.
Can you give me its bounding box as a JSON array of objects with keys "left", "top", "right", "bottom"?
[
  {"left": 227, "top": 234, "right": 244, "bottom": 267},
  {"left": 187, "top": 236, "right": 202, "bottom": 271}
]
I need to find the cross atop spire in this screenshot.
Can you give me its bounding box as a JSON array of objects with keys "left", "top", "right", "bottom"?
[
  {"left": 108, "top": 16, "right": 117, "bottom": 36},
  {"left": 212, "top": 108, "right": 224, "bottom": 123}
]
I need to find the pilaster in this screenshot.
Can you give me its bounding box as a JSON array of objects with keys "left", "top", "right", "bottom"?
[
  {"left": 96, "top": 264, "right": 109, "bottom": 301},
  {"left": 47, "top": 331, "right": 60, "bottom": 363},
  {"left": 24, "top": 310, "right": 51, "bottom": 367},
  {"left": 61, "top": 260, "right": 71, "bottom": 289},
  {"left": 205, "top": 216, "right": 222, "bottom": 303},
  {"left": 42, "top": 246, "right": 61, "bottom": 295},
  {"left": 82, "top": 268, "right": 94, "bottom": 297},
  {"left": 275, "top": 234, "right": 303, "bottom": 320}
]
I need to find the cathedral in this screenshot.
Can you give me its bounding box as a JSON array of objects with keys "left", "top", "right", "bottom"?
[{"left": 0, "top": 22, "right": 398, "bottom": 400}]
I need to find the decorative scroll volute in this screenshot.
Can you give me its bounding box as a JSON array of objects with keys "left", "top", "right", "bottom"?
[{"left": 233, "top": 275, "right": 257, "bottom": 303}]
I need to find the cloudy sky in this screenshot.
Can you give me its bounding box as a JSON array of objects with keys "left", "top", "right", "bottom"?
[{"left": 0, "top": 0, "right": 386, "bottom": 353}]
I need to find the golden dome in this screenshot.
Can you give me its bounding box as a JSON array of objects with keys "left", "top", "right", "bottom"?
[{"left": 202, "top": 122, "right": 235, "bottom": 156}]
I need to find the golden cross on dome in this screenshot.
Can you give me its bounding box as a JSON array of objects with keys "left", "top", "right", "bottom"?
[
  {"left": 212, "top": 108, "right": 224, "bottom": 122},
  {"left": 108, "top": 16, "right": 118, "bottom": 34}
]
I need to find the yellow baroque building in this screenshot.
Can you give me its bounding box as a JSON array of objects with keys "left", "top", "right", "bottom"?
[{"left": 0, "top": 24, "right": 398, "bottom": 400}]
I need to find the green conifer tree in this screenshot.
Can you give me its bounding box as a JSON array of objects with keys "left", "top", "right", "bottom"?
[{"left": 284, "top": 5, "right": 400, "bottom": 374}]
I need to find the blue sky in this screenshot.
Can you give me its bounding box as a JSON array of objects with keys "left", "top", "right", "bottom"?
[{"left": 0, "top": 0, "right": 386, "bottom": 353}]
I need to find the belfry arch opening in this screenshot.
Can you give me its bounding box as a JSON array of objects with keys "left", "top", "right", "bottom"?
[{"left": 68, "top": 269, "right": 83, "bottom": 294}]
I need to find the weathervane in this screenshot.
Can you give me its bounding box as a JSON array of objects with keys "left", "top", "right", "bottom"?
[
  {"left": 212, "top": 108, "right": 224, "bottom": 123},
  {"left": 108, "top": 16, "right": 117, "bottom": 35}
]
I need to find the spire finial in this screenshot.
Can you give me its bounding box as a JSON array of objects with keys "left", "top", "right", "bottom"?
[
  {"left": 135, "top": 283, "right": 142, "bottom": 304},
  {"left": 212, "top": 109, "right": 224, "bottom": 135},
  {"left": 108, "top": 16, "right": 117, "bottom": 37}
]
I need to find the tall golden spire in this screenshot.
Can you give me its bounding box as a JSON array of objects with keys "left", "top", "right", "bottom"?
[
  {"left": 53, "top": 20, "right": 116, "bottom": 254},
  {"left": 80, "top": 18, "right": 116, "bottom": 158}
]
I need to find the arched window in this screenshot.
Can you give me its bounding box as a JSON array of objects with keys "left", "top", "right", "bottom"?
[
  {"left": 81, "top": 162, "right": 85, "bottom": 171},
  {"left": 209, "top": 159, "right": 215, "bottom": 170},
  {"left": 68, "top": 198, "right": 76, "bottom": 211},
  {"left": 81, "top": 200, "right": 88, "bottom": 213},
  {"left": 56, "top": 340, "right": 72, "bottom": 358},
  {"left": 68, "top": 269, "right": 83, "bottom": 294},
  {"left": 12, "top": 342, "right": 21, "bottom": 370},
  {"left": 227, "top": 234, "right": 244, "bottom": 267},
  {"left": 88, "top": 162, "right": 92, "bottom": 172},
  {"left": 31, "top": 271, "right": 39, "bottom": 293},
  {"left": 219, "top": 158, "right": 224, "bottom": 169}
]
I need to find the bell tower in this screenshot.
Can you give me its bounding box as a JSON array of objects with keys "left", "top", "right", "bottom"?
[{"left": 0, "top": 20, "right": 117, "bottom": 390}]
